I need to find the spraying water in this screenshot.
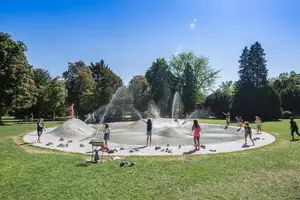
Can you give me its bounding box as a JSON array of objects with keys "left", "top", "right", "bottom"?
[
  {"left": 172, "top": 92, "right": 182, "bottom": 119},
  {"left": 148, "top": 100, "right": 160, "bottom": 119}
]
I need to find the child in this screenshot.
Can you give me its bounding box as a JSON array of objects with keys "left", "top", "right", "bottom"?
[
  {"left": 223, "top": 112, "right": 231, "bottom": 128},
  {"left": 143, "top": 119, "right": 152, "bottom": 146},
  {"left": 103, "top": 124, "right": 110, "bottom": 147},
  {"left": 290, "top": 117, "right": 300, "bottom": 141},
  {"left": 255, "top": 116, "right": 263, "bottom": 134},
  {"left": 69, "top": 103, "right": 74, "bottom": 120},
  {"left": 238, "top": 116, "right": 243, "bottom": 129},
  {"left": 36, "top": 118, "right": 45, "bottom": 143},
  {"left": 192, "top": 120, "right": 201, "bottom": 150},
  {"left": 244, "top": 121, "right": 255, "bottom": 146}
]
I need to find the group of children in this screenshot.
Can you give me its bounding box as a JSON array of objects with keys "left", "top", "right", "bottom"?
[{"left": 36, "top": 103, "right": 300, "bottom": 149}]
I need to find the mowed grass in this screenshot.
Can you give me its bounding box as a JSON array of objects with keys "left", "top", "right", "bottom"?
[{"left": 1, "top": 120, "right": 300, "bottom": 200}]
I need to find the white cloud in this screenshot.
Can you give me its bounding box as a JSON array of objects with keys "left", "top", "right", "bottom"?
[
  {"left": 190, "top": 18, "right": 198, "bottom": 29},
  {"left": 190, "top": 23, "right": 195, "bottom": 29}
]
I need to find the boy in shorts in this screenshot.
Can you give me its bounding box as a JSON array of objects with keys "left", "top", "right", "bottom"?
[
  {"left": 244, "top": 121, "right": 255, "bottom": 146},
  {"left": 143, "top": 119, "right": 152, "bottom": 146}
]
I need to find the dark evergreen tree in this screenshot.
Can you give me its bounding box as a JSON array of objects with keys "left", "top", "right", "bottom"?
[{"left": 232, "top": 42, "right": 280, "bottom": 120}]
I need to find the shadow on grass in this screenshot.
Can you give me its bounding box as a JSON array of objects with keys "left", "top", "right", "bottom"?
[{"left": 291, "top": 139, "right": 299, "bottom": 142}]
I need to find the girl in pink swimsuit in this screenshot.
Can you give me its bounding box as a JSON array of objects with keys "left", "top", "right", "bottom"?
[
  {"left": 192, "top": 120, "right": 201, "bottom": 150},
  {"left": 69, "top": 103, "right": 74, "bottom": 120}
]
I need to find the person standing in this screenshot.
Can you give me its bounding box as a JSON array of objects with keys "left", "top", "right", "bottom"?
[
  {"left": 69, "top": 103, "right": 74, "bottom": 120},
  {"left": 255, "top": 116, "right": 263, "bottom": 134},
  {"left": 244, "top": 121, "right": 255, "bottom": 146},
  {"left": 192, "top": 120, "right": 201, "bottom": 150},
  {"left": 103, "top": 124, "right": 110, "bottom": 147},
  {"left": 238, "top": 116, "right": 243, "bottom": 130},
  {"left": 223, "top": 112, "right": 231, "bottom": 128},
  {"left": 143, "top": 119, "right": 153, "bottom": 146},
  {"left": 37, "top": 118, "right": 45, "bottom": 143},
  {"left": 290, "top": 117, "right": 300, "bottom": 141}
]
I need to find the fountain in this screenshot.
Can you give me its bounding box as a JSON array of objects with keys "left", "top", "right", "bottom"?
[
  {"left": 148, "top": 100, "right": 160, "bottom": 119},
  {"left": 172, "top": 91, "right": 183, "bottom": 119}
]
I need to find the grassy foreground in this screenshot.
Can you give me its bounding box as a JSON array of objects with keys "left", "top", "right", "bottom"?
[{"left": 0, "top": 120, "right": 300, "bottom": 200}]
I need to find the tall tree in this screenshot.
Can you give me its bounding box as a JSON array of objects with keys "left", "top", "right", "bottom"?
[
  {"left": 76, "top": 67, "right": 96, "bottom": 116},
  {"left": 89, "top": 61, "right": 123, "bottom": 109},
  {"left": 62, "top": 61, "right": 96, "bottom": 117},
  {"left": 47, "top": 77, "right": 67, "bottom": 120},
  {"left": 145, "top": 58, "right": 174, "bottom": 116},
  {"left": 128, "top": 75, "right": 152, "bottom": 113},
  {"left": 169, "top": 52, "right": 219, "bottom": 113},
  {"left": 232, "top": 42, "right": 280, "bottom": 120},
  {"left": 0, "top": 33, "right": 37, "bottom": 122},
  {"left": 182, "top": 62, "right": 198, "bottom": 112}
]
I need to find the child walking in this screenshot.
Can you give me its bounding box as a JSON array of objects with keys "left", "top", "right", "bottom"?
[
  {"left": 244, "top": 121, "right": 255, "bottom": 146},
  {"left": 223, "top": 112, "right": 231, "bottom": 128},
  {"left": 255, "top": 116, "right": 263, "bottom": 134},
  {"left": 290, "top": 117, "right": 300, "bottom": 141},
  {"left": 192, "top": 120, "right": 201, "bottom": 150},
  {"left": 103, "top": 124, "right": 110, "bottom": 147},
  {"left": 36, "top": 118, "right": 45, "bottom": 143},
  {"left": 143, "top": 119, "right": 153, "bottom": 146}
]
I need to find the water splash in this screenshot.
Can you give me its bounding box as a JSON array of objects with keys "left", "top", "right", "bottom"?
[
  {"left": 148, "top": 100, "right": 160, "bottom": 119},
  {"left": 172, "top": 92, "right": 182, "bottom": 119}
]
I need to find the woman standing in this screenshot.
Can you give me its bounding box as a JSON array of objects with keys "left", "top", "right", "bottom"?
[
  {"left": 192, "top": 120, "right": 201, "bottom": 150},
  {"left": 255, "top": 116, "right": 263, "bottom": 134}
]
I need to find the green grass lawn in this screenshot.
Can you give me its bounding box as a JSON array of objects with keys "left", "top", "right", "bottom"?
[{"left": 1, "top": 120, "right": 300, "bottom": 200}]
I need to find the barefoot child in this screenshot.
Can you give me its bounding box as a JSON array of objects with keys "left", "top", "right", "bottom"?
[
  {"left": 37, "top": 118, "right": 45, "bottom": 143},
  {"left": 223, "top": 112, "right": 231, "bottom": 128},
  {"left": 143, "top": 119, "right": 153, "bottom": 146},
  {"left": 192, "top": 120, "right": 201, "bottom": 150},
  {"left": 290, "top": 117, "right": 300, "bottom": 141},
  {"left": 244, "top": 121, "right": 255, "bottom": 146},
  {"left": 69, "top": 103, "right": 74, "bottom": 120},
  {"left": 103, "top": 124, "right": 110, "bottom": 147},
  {"left": 255, "top": 116, "right": 263, "bottom": 134},
  {"left": 238, "top": 116, "right": 243, "bottom": 129}
]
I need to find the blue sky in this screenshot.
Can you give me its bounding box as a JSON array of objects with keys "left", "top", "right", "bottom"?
[{"left": 1, "top": 0, "right": 299, "bottom": 87}]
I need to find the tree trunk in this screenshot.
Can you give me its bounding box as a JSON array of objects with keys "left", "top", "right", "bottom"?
[
  {"left": 0, "top": 113, "right": 2, "bottom": 125},
  {"left": 53, "top": 110, "right": 55, "bottom": 122}
]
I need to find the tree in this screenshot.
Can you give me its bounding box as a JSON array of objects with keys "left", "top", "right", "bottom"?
[
  {"left": 182, "top": 62, "right": 198, "bottom": 112},
  {"left": 128, "top": 75, "right": 152, "bottom": 113},
  {"left": 145, "top": 58, "right": 174, "bottom": 116},
  {"left": 62, "top": 61, "right": 96, "bottom": 117},
  {"left": 204, "top": 91, "right": 232, "bottom": 118},
  {"left": 232, "top": 42, "right": 280, "bottom": 120},
  {"left": 169, "top": 52, "right": 219, "bottom": 113},
  {"left": 0, "top": 33, "right": 37, "bottom": 122},
  {"left": 270, "top": 71, "right": 300, "bottom": 114},
  {"left": 47, "top": 77, "right": 67, "bottom": 120},
  {"left": 89, "top": 61, "right": 123, "bottom": 110},
  {"left": 76, "top": 67, "right": 96, "bottom": 116},
  {"left": 217, "top": 81, "right": 235, "bottom": 95}
]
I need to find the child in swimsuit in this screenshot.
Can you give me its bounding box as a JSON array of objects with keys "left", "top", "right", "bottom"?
[
  {"left": 244, "top": 121, "right": 255, "bottom": 146},
  {"left": 192, "top": 120, "right": 201, "bottom": 150}
]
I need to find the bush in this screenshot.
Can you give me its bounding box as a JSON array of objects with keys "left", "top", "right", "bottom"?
[
  {"left": 281, "top": 111, "right": 293, "bottom": 119},
  {"left": 204, "top": 91, "right": 232, "bottom": 119}
]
